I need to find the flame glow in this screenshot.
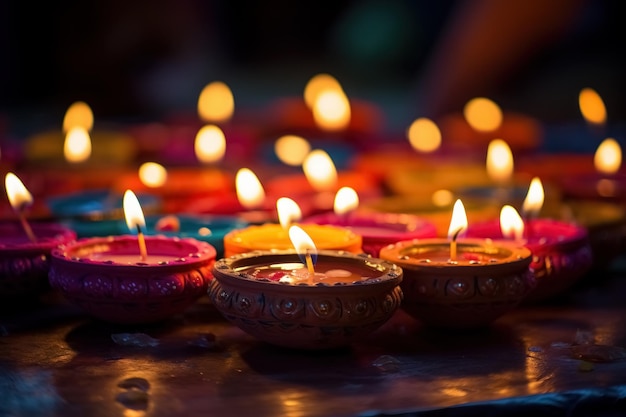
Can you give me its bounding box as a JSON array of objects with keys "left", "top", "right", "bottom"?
[
  {"left": 407, "top": 117, "right": 442, "bottom": 153},
  {"left": 579, "top": 88, "right": 606, "bottom": 126},
  {"left": 304, "top": 74, "right": 342, "bottom": 109},
  {"left": 594, "top": 138, "right": 621, "bottom": 175},
  {"left": 5, "top": 172, "right": 33, "bottom": 210},
  {"left": 288, "top": 225, "right": 317, "bottom": 257},
  {"left": 236, "top": 168, "right": 265, "bottom": 209},
  {"left": 464, "top": 97, "right": 503, "bottom": 132},
  {"left": 64, "top": 126, "right": 92, "bottom": 163},
  {"left": 500, "top": 205, "right": 524, "bottom": 241},
  {"left": 486, "top": 139, "right": 514, "bottom": 184},
  {"left": 274, "top": 135, "right": 311, "bottom": 166},
  {"left": 333, "top": 187, "right": 359, "bottom": 215},
  {"left": 63, "top": 101, "right": 94, "bottom": 132},
  {"left": 312, "top": 89, "right": 351, "bottom": 131},
  {"left": 522, "top": 177, "right": 545, "bottom": 217},
  {"left": 277, "top": 197, "right": 302, "bottom": 230},
  {"left": 139, "top": 162, "right": 168, "bottom": 188},
  {"left": 195, "top": 124, "right": 226, "bottom": 163},
  {"left": 198, "top": 81, "right": 234, "bottom": 123},
  {"left": 123, "top": 190, "right": 146, "bottom": 232},
  {"left": 447, "top": 199, "right": 468, "bottom": 240},
  {"left": 302, "top": 150, "right": 338, "bottom": 192},
  {"left": 432, "top": 189, "right": 454, "bottom": 207}
]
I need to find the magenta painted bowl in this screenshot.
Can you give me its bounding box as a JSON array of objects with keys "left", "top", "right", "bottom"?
[
  {"left": 49, "top": 235, "right": 216, "bottom": 324},
  {"left": 0, "top": 221, "right": 76, "bottom": 299}
]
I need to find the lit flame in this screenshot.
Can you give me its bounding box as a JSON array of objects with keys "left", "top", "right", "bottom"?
[
  {"left": 197, "top": 81, "right": 234, "bottom": 123},
  {"left": 464, "top": 97, "right": 503, "bottom": 132},
  {"left": 333, "top": 186, "right": 359, "bottom": 215},
  {"left": 5, "top": 172, "right": 33, "bottom": 210},
  {"left": 407, "top": 117, "right": 442, "bottom": 153},
  {"left": 139, "top": 162, "right": 168, "bottom": 188},
  {"left": 312, "top": 89, "right": 351, "bottom": 131},
  {"left": 522, "top": 177, "right": 545, "bottom": 217},
  {"left": 594, "top": 138, "right": 621, "bottom": 175},
  {"left": 277, "top": 197, "right": 302, "bottom": 230},
  {"left": 302, "top": 150, "right": 338, "bottom": 192},
  {"left": 579, "top": 88, "right": 606, "bottom": 126},
  {"left": 288, "top": 225, "right": 317, "bottom": 259},
  {"left": 64, "top": 126, "right": 92, "bottom": 163},
  {"left": 123, "top": 189, "right": 146, "bottom": 232},
  {"left": 274, "top": 135, "right": 311, "bottom": 166},
  {"left": 486, "top": 139, "right": 514, "bottom": 184},
  {"left": 195, "top": 124, "right": 226, "bottom": 163},
  {"left": 447, "top": 199, "right": 468, "bottom": 240},
  {"left": 63, "top": 101, "right": 94, "bottom": 132},
  {"left": 500, "top": 205, "right": 524, "bottom": 241},
  {"left": 236, "top": 168, "right": 265, "bottom": 209},
  {"left": 304, "top": 73, "right": 342, "bottom": 109}
]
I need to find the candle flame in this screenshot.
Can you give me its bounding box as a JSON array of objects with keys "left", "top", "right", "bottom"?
[
  {"left": 464, "top": 97, "right": 503, "bottom": 132},
  {"left": 123, "top": 190, "right": 146, "bottom": 232},
  {"left": 195, "top": 124, "right": 226, "bottom": 163},
  {"left": 594, "top": 138, "right": 621, "bottom": 175},
  {"left": 333, "top": 186, "right": 359, "bottom": 215},
  {"left": 197, "top": 81, "right": 234, "bottom": 123},
  {"left": 139, "top": 162, "right": 168, "bottom": 188},
  {"left": 447, "top": 199, "right": 468, "bottom": 240},
  {"left": 277, "top": 197, "right": 302, "bottom": 230},
  {"left": 579, "top": 87, "right": 606, "bottom": 126},
  {"left": 407, "top": 117, "right": 442, "bottom": 153},
  {"left": 486, "top": 139, "right": 514, "bottom": 184},
  {"left": 500, "top": 205, "right": 524, "bottom": 241},
  {"left": 64, "top": 126, "right": 92, "bottom": 163},
  {"left": 288, "top": 224, "right": 317, "bottom": 261},
  {"left": 312, "top": 88, "right": 351, "bottom": 131},
  {"left": 274, "top": 135, "right": 311, "bottom": 166},
  {"left": 302, "top": 149, "right": 338, "bottom": 192},
  {"left": 5, "top": 172, "right": 33, "bottom": 210},
  {"left": 63, "top": 101, "right": 94, "bottom": 132},
  {"left": 522, "top": 177, "right": 544, "bottom": 217},
  {"left": 304, "top": 73, "right": 342, "bottom": 109},
  {"left": 236, "top": 168, "right": 265, "bottom": 210}
]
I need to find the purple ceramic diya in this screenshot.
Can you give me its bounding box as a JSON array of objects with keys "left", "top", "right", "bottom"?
[
  {"left": 49, "top": 235, "right": 216, "bottom": 324},
  {"left": 0, "top": 221, "right": 76, "bottom": 299},
  {"left": 303, "top": 212, "right": 438, "bottom": 257}
]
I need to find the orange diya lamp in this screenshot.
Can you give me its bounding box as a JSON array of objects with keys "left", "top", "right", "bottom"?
[
  {"left": 210, "top": 225, "right": 403, "bottom": 349},
  {"left": 222, "top": 195, "right": 362, "bottom": 257},
  {"left": 49, "top": 189, "right": 216, "bottom": 324},
  {"left": 1, "top": 173, "right": 76, "bottom": 299},
  {"left": 379, "top": 199, "right": 534, "bottom": 329}
]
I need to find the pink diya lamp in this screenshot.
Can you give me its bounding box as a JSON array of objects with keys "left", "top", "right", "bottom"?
[
  {"left": 435, "top": 96, "right": 543, "bottom": 154},
  {"left": 0, "top": 173, "right": 76, "bottom": 299},
  {"left": 303, "top": 186, "right": 437, "bottom": 256},
  {"left": 209, "top": 225, "right": 403, "bottom": 349},
  {"left": 223, "top": 196, "right": 362, "bottom": 257},
  {"left": 265, "top": 148, "right": 380, "bottom": 215},
  {"left": 466, "top": 178, "right": 592, "bottom": 302},
  {"left": 379, "top": 199, "right": 534, "bottom": 328},
  {"left": 49, "top": 190, "right": 216, "bottom": 324}
]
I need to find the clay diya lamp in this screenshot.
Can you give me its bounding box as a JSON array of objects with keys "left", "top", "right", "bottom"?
[
  {"left": 46, "top": 189, "right": 161, "bottom": 237},
  {"left": 303, "top": 187, "right": 437, "bottom": 256},
  {"left": 48, "top": 191, "right": 216, "bottom": 324},
  {"left": 379, "top": 201, "right": 534, "bottom": 328},
  {"left": 1, "top": 173, "right": 77, "bottom": 299},
  {"left": 223, "top": 197, "right": 363, "bottom": 257},
  {"left": 209, "top": 246, "right": 403, "bottom": 349}
]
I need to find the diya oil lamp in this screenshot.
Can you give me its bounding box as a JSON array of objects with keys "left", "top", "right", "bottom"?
[
  {"left": 303, "top": 186, "right": 437, "bottom": 256},
  {"left": 1, "top": 173, "right": 76, "bottom": 299},
  {"left": 265, "top": 148, "right": 380, "bottom": 215},
  {"left": 223, "top": 196, "right": 362, "bottom": 257},
  {"left": 379, "top": 199, "right": 534, "bottom": 329},
  {"left": 465, "top": 178, "right": 592, "bottom": 302},
  {"left": 209, "top": 225, "right": 403, "bottom": 349},
  {"left": 49, "top": 190, "right": 216, "bottom": 324}
]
